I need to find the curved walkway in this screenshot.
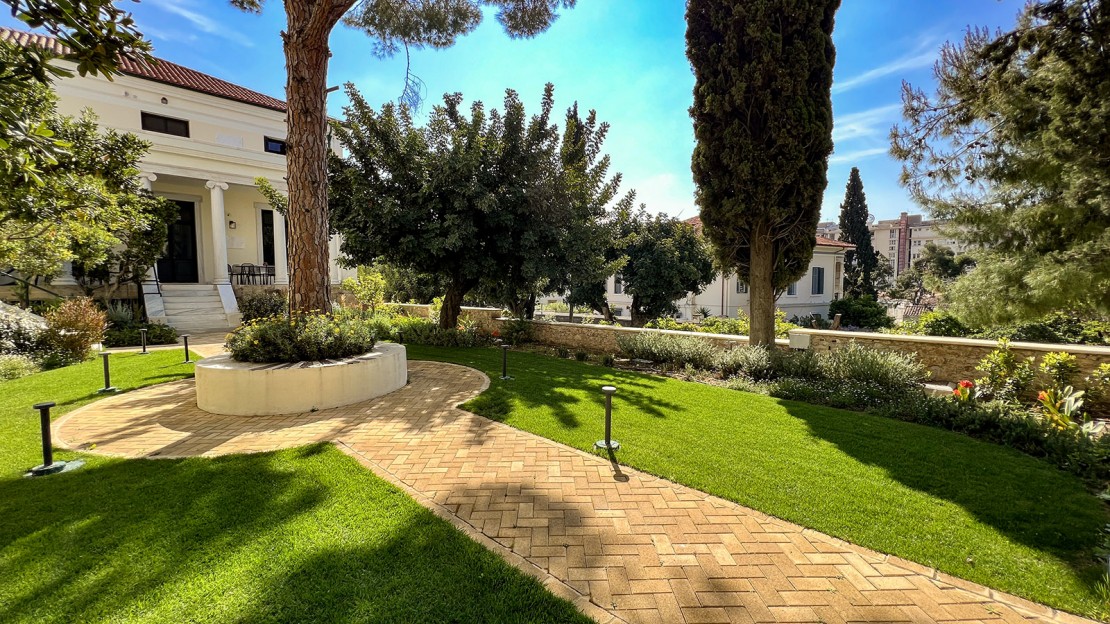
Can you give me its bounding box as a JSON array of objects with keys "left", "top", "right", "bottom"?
[{"left": 55, "top": 361, "right": 1094, "bottom": 624}]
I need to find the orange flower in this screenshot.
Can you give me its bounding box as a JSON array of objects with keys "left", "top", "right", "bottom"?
[
  {"left": 958, "top": 380, "right": 974, "bottom": 389},
  {"left": 952, "top": 387, "right": 961, "bottom": 396},
  {"left": 1037, "top": 390, "right": 1049, "bottom": 402}
]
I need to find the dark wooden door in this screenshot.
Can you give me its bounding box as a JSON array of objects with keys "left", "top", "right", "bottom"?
[{"left": 156, "top": 200, "right": 199, "bottom": 283}]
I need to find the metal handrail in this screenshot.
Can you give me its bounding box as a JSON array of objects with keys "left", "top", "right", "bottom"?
[{"left": 0, "top": 269, "right": 65, "bottom": 300}]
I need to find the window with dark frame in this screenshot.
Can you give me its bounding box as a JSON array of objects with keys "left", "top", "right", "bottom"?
[
  {"left": 811, "top": 266, "right": 825, "bottom": 295},
  {"left": 264, "top": 137, "right": 287, "bottom": 155},
  {"left": 141, "top": 112, "right": 189, "bottom": 137},
  {"left": 613, "top": 274, "right": 624, "bottom": 295},
  {"left": 787, "top": 282, "right": 797, "bottom": 296},
  {"left": 736, "top": 280, "right": 748, "bottom": 294}
]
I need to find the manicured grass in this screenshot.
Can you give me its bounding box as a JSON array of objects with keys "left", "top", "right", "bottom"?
[
  {"left": 407, "top": 345, "right": 1110, "bottom": 619},
  {"left": 0, "top": 352, "right": 589, "bottom": 623}
]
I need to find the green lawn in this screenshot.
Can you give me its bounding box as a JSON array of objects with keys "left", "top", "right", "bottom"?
[
  {"left": 406, "top": 344, "right": 1110, "bottom": 620},
  {"left": 0, "top": 352, "right": 589, "bottom": 623}
]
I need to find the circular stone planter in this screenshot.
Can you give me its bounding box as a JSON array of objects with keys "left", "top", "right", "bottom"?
[{"left": 195, "top": 343, "right": 407, "bottom": 416}]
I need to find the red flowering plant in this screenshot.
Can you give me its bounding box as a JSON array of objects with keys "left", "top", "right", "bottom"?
[
  {"left": 952, "top": 379, "right": 975, "bottom": 403},
  {"left": 1036, "top": 386, "right": 1085, "bottom": 432}
]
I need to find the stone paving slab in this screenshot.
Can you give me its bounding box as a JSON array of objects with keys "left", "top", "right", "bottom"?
[{"left": 53, "top": 359, "right": 1099, "bottom": 624}]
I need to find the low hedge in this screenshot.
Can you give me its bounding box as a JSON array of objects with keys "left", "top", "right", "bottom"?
[
  {"left": 103, "top": 324, "right": 179, "bottom": 348},
  {"left": 226, "top": 312, "right": 376, "bottom": 363}
]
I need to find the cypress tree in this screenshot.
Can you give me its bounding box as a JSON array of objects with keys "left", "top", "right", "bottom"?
[
  {"left": 687, "top": 0, "right": 839, "bottom": 345},
  {"left": 836, "top": 167, "right": 880, "bottom": 296}
]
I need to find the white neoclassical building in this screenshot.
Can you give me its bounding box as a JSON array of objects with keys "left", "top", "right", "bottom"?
[
  {"left": 602, "top": 216, "right": 853, "bottom": 322},
  {"left": 1, "top": 27, "right": 355, "bottom": 331}
]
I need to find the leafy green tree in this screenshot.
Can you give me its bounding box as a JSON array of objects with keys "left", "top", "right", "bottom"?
[
  {"left": 887, "top": 242, "right": 974, "bottom": 303},
  {"left": 0, "top": 70, "right": 173, "bottom": 297},
  {"left": 891, "top": 0, "right": 1110, "bottom": 325},
  {"left": 331, "top": 85, "right": 580, "bottom": 329},
  {"left": 230, "top": 0, "right": 574, "bottom": 313},
  {"left": 687, "top": 0, "right": 839, "bottom": 345},
  {"left": 828, "top": 295, "right": 892, "bottom": 330},
  {"left": 620, "top": 211, "right": 715, "bottom": 326},
  {"left": 1, "top": 1, "right": 153, "bottom": 191},
  {"left": 377, "top": 262, "right": 448, "bottom": 305},
  {"left": 547, "top": 103, "right": 633, "bottom": 323},
  {"left": 836, "top": 167, "right": 880, "bottom": 296}
]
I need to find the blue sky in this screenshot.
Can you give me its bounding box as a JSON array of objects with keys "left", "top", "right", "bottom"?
[{"left": 5, "top": 1, "right": 1023, "bottom": 221}]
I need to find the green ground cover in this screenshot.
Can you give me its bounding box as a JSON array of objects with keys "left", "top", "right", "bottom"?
[
  {"left": 406, "top": 344, "right": 1110, "bottom": 620},
  {"left": 0, "top": 351, "right": 588, "bottom": 623}
]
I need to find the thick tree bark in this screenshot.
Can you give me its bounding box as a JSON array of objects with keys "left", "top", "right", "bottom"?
[
  {"left": 440, "top": 277, "right": 467, "bottom": 329},
  {"left": 748, "top": 229, "right": 777, "bottom": 346},
  {"left": 282, "top": 0, "right": 351, "bottom": 313}
]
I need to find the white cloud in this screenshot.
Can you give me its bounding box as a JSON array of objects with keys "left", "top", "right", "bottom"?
[
  {"left": 832, "top": 42, "right": 938, "bottom": 94},
  {"left": 153, "top": 1, "right": 255, "bottom": 48},
  {"left": 829, "top": 147, "right": 889, "bottom": 165},
  {"left": 833, "top": 103, "right": 902, "bottom": 142}
]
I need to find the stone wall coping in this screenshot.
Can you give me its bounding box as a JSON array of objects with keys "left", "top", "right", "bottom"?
[
  {"left": 508, "top": 318, "right": 791, "bottom": 348},
  {"left": 789, "top": 328, "right": 1110, "bottom": 355},
  {"left": 202, "top": 347, "right": 394, "bottom": 371}
]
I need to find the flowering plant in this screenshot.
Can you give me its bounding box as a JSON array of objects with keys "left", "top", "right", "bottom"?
[
  {"left": 952, "top": 379, "right": 975, "bottom": 403},
  {"left": 1036, "top": 385, "right": 1085, "bottom": 431}
]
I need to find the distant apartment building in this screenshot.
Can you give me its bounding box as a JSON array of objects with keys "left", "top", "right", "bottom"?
[
  {"left": 870, "top": 212, "right": 967, "bottom": 277},
  {"left": 818, "top": 213, "right": 967, "bottom": 278}
]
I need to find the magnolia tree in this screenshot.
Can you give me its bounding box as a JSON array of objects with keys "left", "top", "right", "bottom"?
[{"left": 230, "top": 0, "right": 575, "bottom": 313}]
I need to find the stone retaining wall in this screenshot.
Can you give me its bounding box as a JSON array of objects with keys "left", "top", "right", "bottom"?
[
  {"left": 488, "top": 318, "right": 788, "bottom": 354},
  {"left": 789, "top": 329, "right": 1110, "bottom": 384}
]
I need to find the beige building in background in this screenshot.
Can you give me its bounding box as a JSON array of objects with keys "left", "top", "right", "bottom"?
[
  {"left": 870, "top": 212, "right": 968, "bottom": 277},
  {"left": 1, "top": 28, "right": 355, "bottom": 332}
]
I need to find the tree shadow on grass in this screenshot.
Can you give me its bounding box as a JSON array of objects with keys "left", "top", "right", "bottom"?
[
  {"left": 412, "top": 346, "right": 681, "bottom": 429},
  {"left": 780, "top": 397, "right": 1108, "bottom": 603},
  {"left": 0, "top": 450, "right": 324, "bottom": 623}
]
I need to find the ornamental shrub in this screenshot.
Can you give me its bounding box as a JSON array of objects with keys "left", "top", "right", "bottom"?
[
  {"left": 616, "top": 333, "right": 717, "bottom": 370},
  {"left": 102, "top": 324, "right": 179, "bottom": 347},
  {"left": 226, "top": 312, "right": 376, "bottom": 363},
  {"left": 828, "top": 295, "right": 892, "bottom": 330},
  {"left": 975, "top": 339, "right": 1035, "bottom": 403},
  {"left": 818, "top": 341, "right": 927, "bottom": 392},
  {"left": 715, "top": 345, "right": 775, "bottom": 381},
  {"left": 237, "top": 290, "right": 288, "bottom": 323},
  {"left": 0, "top": 304, "right": 46, "bottom": 355},
  {"left": 41, "top": 298, "right": 106, "bottom": 366},
  {"left": 0, "top": 353, "right": 40, "bottom": 381},
  {"left": 1039, "top": 351, "right": 1080, "bottom": 389},
  {"left": 499, "top": 319, "right": 534, "bottom": 346}
]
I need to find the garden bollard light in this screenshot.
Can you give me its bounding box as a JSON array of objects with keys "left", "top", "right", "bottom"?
[
  {"left": 98, "top": 352, "right": 117, "bottom": 393},
  {"left": 29, "top": 402, "right": 65, "bottom": 476},
  {"left": 182, "top": 334, "right": 191, "bottom": 363},
  {"left": 500, "top": 344, "right": 512, "bottom": 380},
  {"left": 138, "top": 327, "right": 149, "bottom": 354},
  {"left": 595, "top": 386, "right": 620, "bottom": 451}
]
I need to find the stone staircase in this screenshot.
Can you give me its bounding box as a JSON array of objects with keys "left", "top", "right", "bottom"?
[{"left": 160, "top": 284, "right": 236, "bottom": 333}]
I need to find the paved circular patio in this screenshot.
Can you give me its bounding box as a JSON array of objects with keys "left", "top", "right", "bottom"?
[{"left": 53, "top": 356, "right": 1096, "bottom": 624}]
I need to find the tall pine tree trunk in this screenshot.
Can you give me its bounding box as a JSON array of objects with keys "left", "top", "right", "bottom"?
[
  {"left": 749, "top": 229, "right": 776, "bottom": 346},
  {"left": 282, "top": 1, "right": 347, "bottom": 313}
]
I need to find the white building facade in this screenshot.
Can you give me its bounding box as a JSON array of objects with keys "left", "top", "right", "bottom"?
[
  {"left": 3, "top": 28, "right": 355, "bottom": 331},
  {"left": 602, "top": 217, "right": 853, "bottom": 322}
]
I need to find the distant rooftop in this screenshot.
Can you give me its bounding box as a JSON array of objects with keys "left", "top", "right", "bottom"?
[{"left": 0, "top": 27, "right": 286, "bottom": 113}]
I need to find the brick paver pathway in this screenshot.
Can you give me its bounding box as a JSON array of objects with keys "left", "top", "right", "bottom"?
[{"left": 55, "top": 360, "right": 1096, "bottom": 624}]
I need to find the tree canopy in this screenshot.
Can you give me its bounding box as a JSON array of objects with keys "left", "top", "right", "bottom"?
[
  {"left": 617, "top": 211, "right": 715, "bottom": 326},
  {"left": 836, "top": 167, "right": 880, "bottom": 297},
  {"left": 891, "top": 0, "right": 1110, "bottom": 325},
  {"left": 0, "top": 50, "right": 173, "bottom": 294},
  {"left": 330, "top": 84, "right": 626, "bottom": 328},
  {"left": 687, "top": 0, "right": 839, "bottom": 344},
  {"left": 229, "top": 0, "right": 574, "bottom": 312}
]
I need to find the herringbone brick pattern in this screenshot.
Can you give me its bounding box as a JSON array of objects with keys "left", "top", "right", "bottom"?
[{"left": 55, "top": 360, "right": 1096, "bottom": 624}]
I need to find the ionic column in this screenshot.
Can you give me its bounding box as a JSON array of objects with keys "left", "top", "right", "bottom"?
[
  {"left": 206, "top": 180, "right": 230, "bottom": 284},
  {"left": 139, "top": 172, "right": 157, "bottom": 191}
]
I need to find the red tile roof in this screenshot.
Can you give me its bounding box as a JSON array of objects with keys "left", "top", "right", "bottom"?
[
  {"left": 1, "top": 27, "right": 287, "bottom": 113},
  {"left": 683, "top": 216, "right": 854, "bottom": 249}
]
